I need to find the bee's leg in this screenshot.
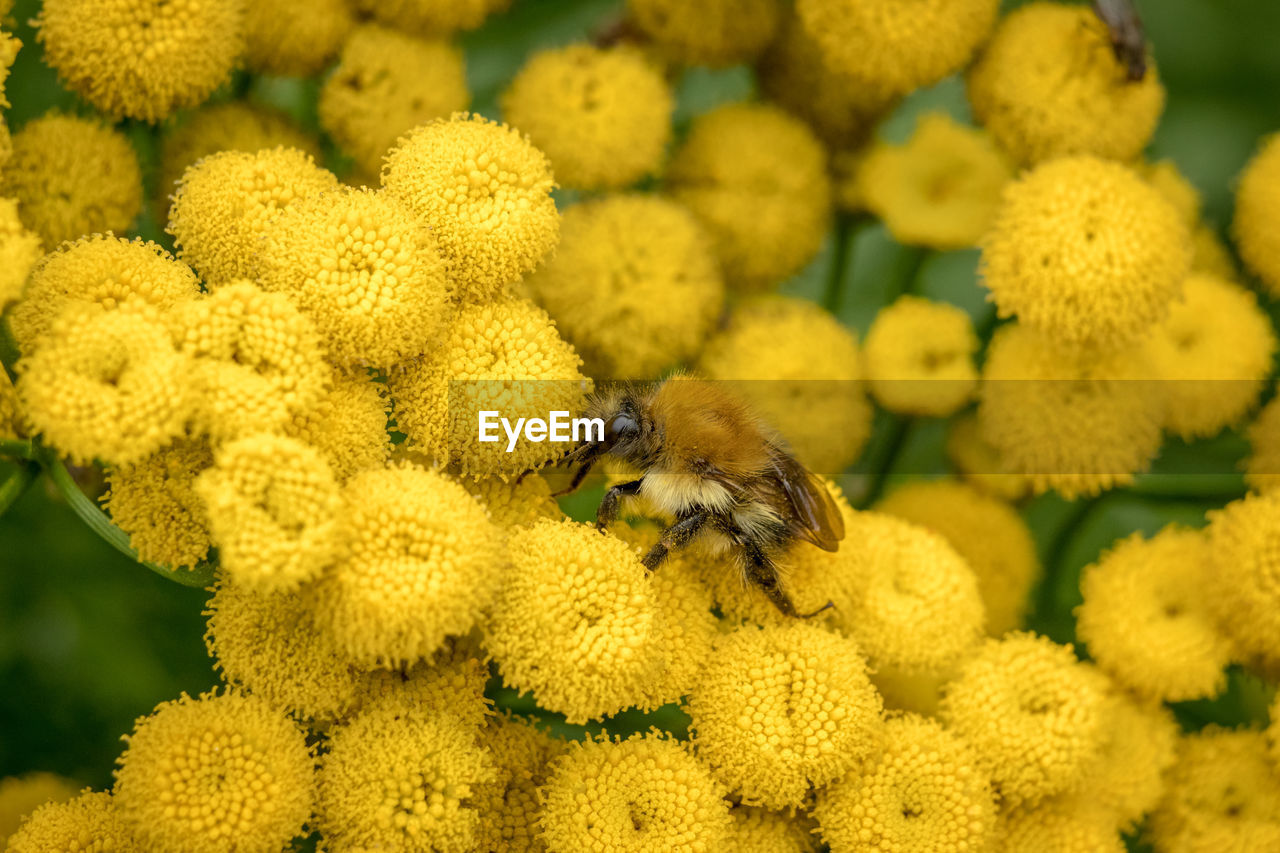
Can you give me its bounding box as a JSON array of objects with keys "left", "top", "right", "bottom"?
[
  {"left": 595, "top": 478, "right": 643, "bottom": 532},
  {"left": 742, "top": 539, "right": 833, "bottom": 619},
  {"left": 641, "top": 512, "right": 708, "bottom": 572},
  {"left": 551, "top": 459, "right": 596, "bottom": 497}
]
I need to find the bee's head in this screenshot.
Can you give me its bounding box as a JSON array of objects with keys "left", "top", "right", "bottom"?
[{"left": 556, "top": 385, "right": 658, "bottom": 481}]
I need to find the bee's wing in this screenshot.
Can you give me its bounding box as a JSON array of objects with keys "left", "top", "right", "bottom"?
[{"left": 771, "top": 452, "right": 846, "bottom": 552}]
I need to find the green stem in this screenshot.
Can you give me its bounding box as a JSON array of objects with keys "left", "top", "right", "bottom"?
[
  {"left": 1032, "top": 494, "right": 1106, "bottom": 632},
  {"left": 0, "top": 460, "right": 37, "bottom": 516},
  {"left": 0, "top": 437, "right": 35, "bottom": 459},
  {"left": 823, "top": 214, "right": 857, "bottom": 314},
  {"left": 858, "top": 415, "right": 913, "bottom": 509}
]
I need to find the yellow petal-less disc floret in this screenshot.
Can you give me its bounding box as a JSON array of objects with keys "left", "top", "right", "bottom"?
[
  {"left": 686, "top": 621, "right": 884, "bottom": 809},
  {"left": 353, "top": 649, "right": 494, "bottom": 731},
  {"left": 502, "top": 45, "right": 672, "bottom": 191},
  {"left": 978, "top": 323, "right": 1165, "bottom": 499},
  {"left": 626, "top": 0, "right": 781, "bottom": 67},
  {"left": 698, "top": 296, "right": 872, "bottom": 475},
  {"left": 540, "top": 734, "right": 732, "bottom": 852},
  {"left": 1233, "top": 133, "right": 1280, "bottom": 297},
  {"left": 814, "top": 714, "right": 997, "bottom": 852},
  {"left": 113, "top": 691, "right": 315, "bottom": 853},
  {"left": 0, "top": 198, "right": 41, "bottom": 311},
  {"left": 17, "top": 303, "right": 194, "bottom": 467},
  {"left": 995, "top": 800, "right": 1124, "bottom": 853},
  {"left": 945, "top": 412, "right": 1032, "bottom": 503},
  {"left": 36, "top": 0, "right": 243, "bottom": 122},
  {"left": 859, "top": 113, "right": 1013, "bottom": 250},
  {"left": 982, "top": 156, "right": 1190, "bottom": 351},
  {"left": 319, "top": 25, "right": 469, "bottom": 178},
  {"left": 312, "top": 464, "right": 504, "bottom": 667},
  {"left": 1142, "top": 159, "right": 1202, "bottom": 228},
  {"left": 725, "top": 806, "right": 819, "bottom": 852},
  {"left": 382, "top": 113, "right": 559, "bottom": 301},
  {"left": 471, "top": 715, "right": 563, "bottom": 852},
  {"left": 0, "top": 772, "right": 80, "bottom": 843},
  {"left": 353, "top": 0, "right": 509, "bottom": 37},
  {"left": 967, "top": 2, "right": 1165, "bottom": 165},
  {"left": 243, "top": 0, "right": 353, "bottom": 77},
  {"left": 260, "top": 187, "right": 451, "bottom": 369},
  {"left": 876, "top": 478, "right": 1040, "bottom": 637},
  {"left": 284, "top": 373, "right": 391, "bottom": 482},
  {"left": 667, "top": 103, "right": 830, "bottom": 293},
  {"left": 1, "top": 113, "right": 142, "bottom": 248},
  {"left": 525, "top": 194, "right": 723, "bottom": 379},
  {"left": 1204, "top": 492, "right": 1280, "bottom": 670},
  {"left": 104, "top": 438, "right": 213, "bottom": 571},
  {"left": 463, "top": 472, "right": 562, "bottom": 531},
  {"left": 168, "top": 147, "right": 339, "bottom": 286},
  {"left": 797, "top": 0, "right": 997, "bottom": 97},
  {"left": 1246, "top": 394, "right": 1280, "bottom": 494},
  {"left": 939, "top": 633, "right": 1108, "bottom": 808},
  {"left": 5, "top": 791, "right": 136, "bottom": 853},
  {"left": 863, "top": 295, "right": 980, "bottom": 416},
  {"left": 1077, "top": 526, "right": 1231, "bottom": 703}
]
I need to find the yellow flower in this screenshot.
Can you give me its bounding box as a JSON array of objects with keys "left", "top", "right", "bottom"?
[
  {"left": 945, "top": 412, "right": 1032, "bottom": 502},
  {"left": 382, "top": 113, "right": 559, "bottom": 301},
  {"left": 5, "top": 791, "right": 136, "bottom": 853},
  {"left": 0, "top": 29, "right": 19, "bottom": 112},
  {"left": 36, "top": 0, "right": 243, "bottom": 122},
  {"left": 525, "top": 194, "right": 723, "bottom": 379},
  {"left": 353, "top": 649, "right": 494, "bottom": 731},
  {"left": 502, "top": 45, "right": 672, "bottom": 191},
  {"left": 1, "top": 113, "right": 141, "bottom": 247},
  {"left": 387, "top": 297, "right": 588, "bottom": 480},
  {"left": 967, "top": 2, "right": 1165, "bottom": 165},
  {"left": 0, "top": 372, "right": 19, "bottom": 441},
  {"left": 352, "top": 0, "right": 509, "bottom": 36},
  {"left": 859, "top": 113, "right": 1012, "bottom": 250},
  {"left": 1077, "top": 526, "right": 1232, "bottom": 702},
  {"left": 1269, "top": 695, "right": 1280, "bottom": 776},
  {"left": 113, "top": 691, "right": 315, "bottom": 853},
  {"left": 725, "top": 806, "right": 819, "bottom": 853},
  {"left": 686, "top": 621, "right": 883, "bottom": 809},
  {"left": 1246, "top": 394, "right": 1280, "bottom": 494},
  {"left": 995, "top": 800, "right": 1124, "bottom": 853},
  {"left": 977, "top": 323, "right": 1165, "bottom": 498},
  {"left": 797, "top": 0, "right": 997, "bottom": 97},
  {"left": 0, "top": 197, "right": 41, "bottom": 311},
  {"left": 863, "top": 294, "right": 980, "bottom": 416},
  {"left": 1234, "top": 132, "right": 1280, "bottom": 297},
  {"left": 319, "top": 25, "right": 469, "bottom": 177},
  {"left": 168, "top": 146, "right": 339, "bottom": 286},
  {"left": 260, "top": 187, "right": 451, "bottom": 369},
  {"left": 982, "top": 156, "right": 1190, "bottom": 350},
  {"left": 539, "top": 733, "right": 732, "bottom": 851},
  {"left": 196, "top": 434, "right": 341, "bottom": 592},
  {"left": 0, "top": 772, "right": 80, "bottom": 843},
  {"left": 1148, "top": 728, "right": 1280, "bottom": 853},
  {"left": 285, "top": 373, "right": 391, "bottom": 483},
  {"left": 1192, "top": 222, "right": 1239, "bottom": 280},
  {"left": 814, "top": 714, "right": 996, "bottom": 852},
  {"left": 17, "top": 302, "right": 194, "bottom": 466},
  {"left": 1204, "top": 492, "right": 1280, "bottom": 670},
  {"left": 311, "top": 464, "right": 504, "bottom": 667},
  {"left": 626, "top": 0, "right": 781, "bottom": 67},
  {"left": 316, "top": 689, "right": 496, "bottom": 851},
  {"left": 103, "top": 438, "right": 213, "bottom": 570},
  {"left": 1142, "top": 159, "right": 1202, "bottom": 227},
  {"left": 698, "top": 296, "right": 871, "bottom": 475},
  {"left": 462, "top": 472, "right": 562, "bottom": 530},
  {"left": 471, "top": 715, "right": 563, "bottom": 853},
  {"left": 876, "top": 478, "right": 1040, "bottom": 637},
  {"left": 243, "top": 0, "right": 353, "bottom": 76},
  {"left": 667, "top": 103, "right": 830, "bottom": 293},
  {"left": 939, "top": 633, "right": 1108, "bottom": 808}
]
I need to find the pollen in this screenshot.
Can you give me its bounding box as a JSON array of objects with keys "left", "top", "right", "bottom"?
[
  {"left": 863, "top": 294, "right": 980, "bottom": 416},
  {"left": 243, "top": 0, "right": 353, "bottom": 77},
  {"left": 626, "top": 0, "right": 781, "bottom": 67},
  {"left": 1233, "top": 132, "right": 1280, "bottom": 297},
  {"left": 103, "top": 438, "right": 213, "bottom": 571},
  {"left": 4, "top": 791, "right": 136, "bottom": 853},
  {"left": 1204, "top": 491, "right": 1280, "bottom": 671}
]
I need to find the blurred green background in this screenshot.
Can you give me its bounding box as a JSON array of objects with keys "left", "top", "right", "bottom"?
[{"left": 2, "top": 0, "right": 1279, "bottom": 794}]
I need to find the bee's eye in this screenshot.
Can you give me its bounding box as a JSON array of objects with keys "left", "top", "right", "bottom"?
[{"left": 607, "top": 413, "right": 638, "bottom": 441}]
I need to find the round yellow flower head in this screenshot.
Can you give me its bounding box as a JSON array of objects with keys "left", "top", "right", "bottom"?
[
  {"left": 319, "top": 25, "right": 469, "bottom": 177},
  {"left": 168, "top": 146, "right": 339, "bottom": 285},
  {"left": 864, "top": 295, "right": 980, "bottom": 416},
  {"left": 502, "top": 45, "right": 672, "bottom": 191},
  {"left": 316, "top": 690, "right": 496, "bottom": 851},
  {"left": 860, "top": 114, "right": 1013, "bottom": 250},
  {"left": 5, "top": 791, "right": 136, "bottom": 853},
  {"left": 1234, "top": 133, "right": 1280, "bottom": 297},
  {"left": 1192, "top": 223, "right": 1238, "bottom": 281},
  {"left": 485, "top": 520, "right": 662, "bottom": 723},
  {"left": 388, "top": 297, "right": 588, "bottom": 480},
  {"left": 1076, "top": 527, "right": 1231, "bottom": 702},
  {"left": 1, "top": 113, "right": 141, "bottom": 247},
  {"left": 8, "top": 233, "right": 199, "bottom": 355},
  {"left": 36, "top": 0, "right": 243, "bottom": 122},
  {"left": 945, "top": 411, "right": 1032, "bottom": 502},
  {"left": 967, "top": 2, "right": 1165, "bottom": 165},
  {"left": 982, "top": 156, "right": 1190, "bottom": 350},
  {"left": 353, "top": 0, "right": 509, "bottom": 37},
  {"left": 1144, "top": 274, "right": 1276, "bottom": 439},
  {"left": 978, "top": 323, "right": 1165, "bottom": 498},
  {"left": 1205, "top": 492, "right": 1280, "bottom": 669},
  {"left": 1246, "top": 394, "right": 1280, "bottom": 494},
  {"left": 525, "top": 194, "right": 724, "bottom": 379},
  {"left": 312, "top": 464, "right": 504, "bottom": 667},
  {"left": 540, "top": 733, "right": 732, "bottom": 851},
  {"left": 996, "top": 800, "right": 1124, "bottom": 853},
  {"left": 626, "top": 0, "right": 781, "bottom": 66},
  {"left": 285, "top": 373, "right": 391, "bottom": 483},
  {"left": 687, "top": 621, "right": 884, "bottom": 809},
  {"left": 1148, "top": 728, "right": 1280, "bottom": 852},
  {"left": 104, "top": 438, "right": 213, "bottom": 570},
  {"left": 939, "top": 632, "right": 1108, "bottom": 808},
  {"left": 667, "top": 103, "right": 830, "bottom": 292},
  {"left": 462, "top": 471, "right": 562, "bottom": 530},
  {"left": 0, "top": 198, "right": 42, "bottom": 311},
  {"left": 698, "top": 296, "right": 871, "bottom": 475},
  {"left": 353, "top": 649, "right": 493, "bottom": 731},
  {"left": 814, "top": 714, "right": 996, "bottom": 852},
  {"left": 0, "top": 772, "right": 81, "bottom": 843},
  {"left": 196, "top": 434, "right": 341, "bottom": 592},
  {"left": 113, "top": 691, "right": 315, "bottom": 853},
  {"left": 797, "top": 0, "right": 997, "bottom": 97},
  {"left": 243, "top": 0, "right": 353, "bottom": 76},
  {"left": 382, "top": 113, "right": 559, "bottom": 300},
  {"left": 1142, "top": 159, "right": 1202, "bottom": 227},
  {"left": 725, "top": 805, "right": 819, "bottom": 852},
  {"left": 18, "top": 302, "right": 194, "bottom": 466},
  {"left": 260, "top": 186, "right": 451, "bottom": 368},
  {"left": 877, "top": 478, "right": 1040, "bottom": 637},
  {"left": 471, "top": 715, "right": 564, "bottom": 852}
]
